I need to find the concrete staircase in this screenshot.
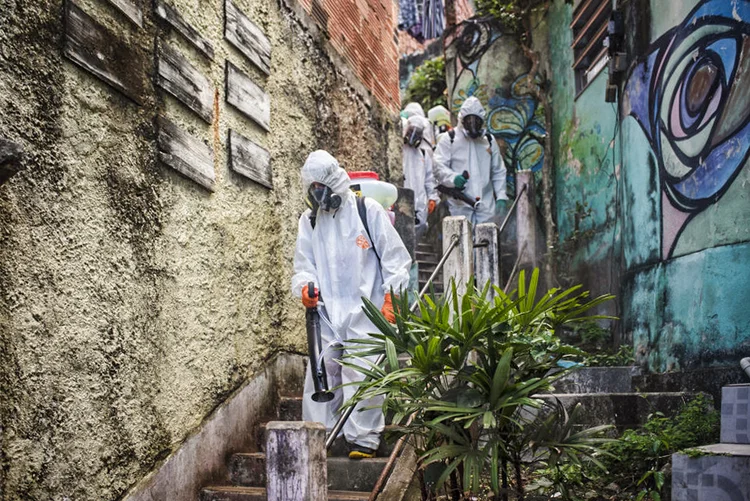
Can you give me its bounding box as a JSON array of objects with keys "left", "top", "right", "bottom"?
[
  {"left": 199, "top": 383, "right": 395, "bottom": 500},
  {"left": 549, "top": 366, "right": 710, "bottom": 432},
  {"left": 415, "top": 240, "right": 443, "bottom": 294}
]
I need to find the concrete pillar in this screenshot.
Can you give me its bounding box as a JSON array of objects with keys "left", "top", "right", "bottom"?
[
  {"left": 265, "top": 421, "right": 327, "bottom": 501},
  {"left": 474, "top": 222, "right": 501, "bottom": 299},
  {"left": 442, "top": 216, "right": 473, "bottom": 297},
  {"left": 515, "top": 171, "right": 538, "bottom": 269}
]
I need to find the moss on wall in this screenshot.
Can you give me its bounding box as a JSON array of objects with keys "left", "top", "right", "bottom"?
[{"left": 0, "top": 0, "right": 400, "bottom": 499}]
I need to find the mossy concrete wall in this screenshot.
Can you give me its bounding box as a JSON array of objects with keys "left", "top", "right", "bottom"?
[
  {"left": 542, "top": 0, "right": 750, "bottom": 371},
  {"left": 0, "top": 0, "right": 401, "bottom": 499}
]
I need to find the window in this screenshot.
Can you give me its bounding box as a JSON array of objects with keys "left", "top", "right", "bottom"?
[{"left": 571, "top": 0, "right": 612, "bottom": 95}]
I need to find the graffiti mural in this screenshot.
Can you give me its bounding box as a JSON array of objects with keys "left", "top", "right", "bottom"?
[
  {"left": 623, "top": 0, "right": 750, "bottom": 259},
  {"left": 446, "top": 18, "right": 546, "bottom": 184}
]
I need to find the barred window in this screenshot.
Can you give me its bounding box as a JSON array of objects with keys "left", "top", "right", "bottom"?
[{"left": 571, "top": 0, "right": 612, "bottom": 95}]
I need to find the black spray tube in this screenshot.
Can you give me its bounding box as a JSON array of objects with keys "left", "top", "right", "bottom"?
[{"left": 306, "top": 282, "right": 334, "bottom": 403}]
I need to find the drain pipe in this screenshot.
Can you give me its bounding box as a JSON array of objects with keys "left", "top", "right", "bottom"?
[{"left": 741, "top": 357, "right": 750, "bottom": 380}]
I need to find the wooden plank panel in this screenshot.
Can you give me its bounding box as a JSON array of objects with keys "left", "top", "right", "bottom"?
[
  {"left": 157, "top": 43, "right": 214, "bottom": 123},
  {"left": 157, "top": 117, "right": 215, "bottom": 191},
  {"left": 104, "top": 0, "right": 143, "bottom": 28},
  {"left": 228, "top": 130, "right": 272, "bottom": 188},
  {"left": 64, "top": 1, "right": 149, "bottom": 104},
  {"left": 155, "top": 0, "right": 215, "bottom": 60},
  {"left": 224, "top": 0, "right": 271, "bottom": 75},
  {"left": 225, "top": 61, "right": 270, "bottom": 131}
]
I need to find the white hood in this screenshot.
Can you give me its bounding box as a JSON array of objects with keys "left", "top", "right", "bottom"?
[
  {"left": 458, "top": 96, "right": 486, "bottom": 121},
  {"left": 300, "top": 150, "right": 351, "bottom": 197},
  {"left": 403, "top": 102, "right": 426, "bottom": 118}
]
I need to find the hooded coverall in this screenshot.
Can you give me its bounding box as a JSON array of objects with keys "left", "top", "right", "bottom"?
[
  {"left": 433, "top": 97, "right": 508, "bottom": 224},
  {"left": 402, "top": 115, "right": 439, "bottom": 237},
  {"left": 291, "top": 150, "right": 412, "bottom": 450}
]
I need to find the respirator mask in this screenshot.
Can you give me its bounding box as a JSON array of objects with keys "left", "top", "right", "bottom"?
[
  {"left": 403, "top": 121, "right": 424, "bottom": 148},
  {"left": 306, "top": 183, "right": 342, "bottom": 213},
  {"left": 462, "top": 114, "right": 485, "bottom": 139}
]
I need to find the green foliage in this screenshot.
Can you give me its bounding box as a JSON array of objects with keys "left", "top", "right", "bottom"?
[
  {"left": 533, "top": 395, "right": 719, "bottom": 500},
  {"left": 404, "top": 57, "right": 447, "bottom": 111},
  {"left": 343, "top": 269, "right": 615, "bottom": 499},
  {"left": 473, "top": 0, "right": 524, "bottom": 31},
  {"left": 582, "top": 345, "right": 635, "bottom": 367}
]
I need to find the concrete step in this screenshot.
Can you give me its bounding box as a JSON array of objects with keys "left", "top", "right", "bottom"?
[
  {"left": 672, "top": 443, "right": 750, "bottom": 500},
  {"left": 227, "top": 454, "right": 387, "bottom": 491},
  {"left": 327, "top": 456, "right": 387, "bottom": 491},
  {"left": 201, "top": 486, "right": 370, "bottom": 500},
  {"left": 277, "top": 396, "right": 302, "bottom": 421},
  {"left": 552, "top": 366, "right": 641, "bottom": 394},
  {"left": 541, "top": 392, "right": 709, "bottom": 429},
  {"left": 418, "top": 268, "right": 440, "bottom": 279},
  {"left": 229, "top": 453, "right": 266, "bottom": 488},
  {"left": 252, "top": 425, "right": 397, "bottom": 459},
  {"left": 415, "top": 251, "right": 438, "bottom": 263},
  {"left": 201, "top": 486, "right": 266, "bottom": 501}
]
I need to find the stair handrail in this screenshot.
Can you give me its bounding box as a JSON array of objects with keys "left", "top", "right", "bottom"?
[
  {"left": 498, "top": 183, "right": 527, "bottom": 236},
  {"left": 324, "top": 233, "right": 461, "bottom": 451}
]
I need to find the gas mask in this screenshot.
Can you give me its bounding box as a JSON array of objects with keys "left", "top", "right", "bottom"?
[
  {"left": 403, "top": 121, "right": 424, "bottom": 148},
  {"left": 462, "top": 114, "right": 485, "bottom": 139},
  {"left": 306, "top": 183, "right": 342, "bottom": 213}
]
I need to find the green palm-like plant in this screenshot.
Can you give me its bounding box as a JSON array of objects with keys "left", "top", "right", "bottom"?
[{"left": 341, "top": 269, "right": 615, "bottom": 500}]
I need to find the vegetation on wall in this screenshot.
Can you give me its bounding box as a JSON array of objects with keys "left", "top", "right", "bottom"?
[{"left": 404, "top": 57, "right": 447, "bottom": 110}]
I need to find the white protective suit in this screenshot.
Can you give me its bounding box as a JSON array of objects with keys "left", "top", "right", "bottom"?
[
  {"left": 291, "top": 150, "right": 412, "bottom": 450},
  {"left": 433, "top": 97, "right": 508, "bottom": 224},
  {"left": 403, "top": 116, "right": 439, "bottom": 233}
]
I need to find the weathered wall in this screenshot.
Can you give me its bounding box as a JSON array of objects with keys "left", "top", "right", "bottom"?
[
  {"left": 0, "top": 0, "right": 400, "bottom": 499},
  {"left": 543, "top": 0, "right": 621, "bottom": 324},
  {"left": 445, "top": 17, "right": 545, "bottom": 186},
  {"left": 542, "top": 0, "right": 750, "bottom": 371},
  {"left": 294, "top": 0, "right": 402, "bottom": 113},
  {"left": 619, "top": 0, "right": 750, "bottom": 371}
]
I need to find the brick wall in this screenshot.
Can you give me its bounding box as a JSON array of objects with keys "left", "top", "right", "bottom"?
[{"left": 296, "top": 0, "right": 401, "bottom": 113}]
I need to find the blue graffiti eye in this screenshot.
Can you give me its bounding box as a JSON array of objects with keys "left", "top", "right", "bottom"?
[{"left": 655, "top": 24, "right": 750, "bottom": 207}]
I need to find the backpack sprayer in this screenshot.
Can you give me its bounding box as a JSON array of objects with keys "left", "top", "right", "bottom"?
[
  {"left": 306, "top": 281, "right": 335, "bottom": 403},
  {"left": 437, "top": 170, "right": 480, "bottom": 209}
]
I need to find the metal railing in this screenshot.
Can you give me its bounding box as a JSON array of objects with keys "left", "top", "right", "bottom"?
[
  {"left": 500, "top": 183, "right": 528, "bottom": 293},
  {"left": 324, "top": 233, "right": 460, "bottom": 451}
]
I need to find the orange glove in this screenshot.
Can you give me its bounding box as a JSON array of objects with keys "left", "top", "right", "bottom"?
[
  {"left": 428, "top": 200, "right": 437, "bottom": 214},
  {"left": 381, "top": 293, "right": 397, "bottom": 323},
  {"left": 302, "top": 285, "right": 319, "bottom": 309}
]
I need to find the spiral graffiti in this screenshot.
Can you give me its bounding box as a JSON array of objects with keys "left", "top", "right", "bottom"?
[{"left": 624, "top": 0, "right": 750, "bottom": 258}]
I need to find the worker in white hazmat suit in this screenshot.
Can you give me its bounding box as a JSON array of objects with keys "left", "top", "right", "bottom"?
[
  {"left": 433, "top": 96, "right": 508, "bottom": 224},
  {"left": 403, "top": 115, "right": 439, "bottom": 240},
  {"left": 291, "top": 150, "right": 412, "bottom": 459}
]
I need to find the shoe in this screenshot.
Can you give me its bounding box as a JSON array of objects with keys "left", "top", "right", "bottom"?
[{"left": 348, "top": 444, "right": 376, "bottom": 459}]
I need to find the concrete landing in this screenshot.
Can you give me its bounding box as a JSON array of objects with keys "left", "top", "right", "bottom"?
[{"left": 672, "top": 444, "right": 750, "bottom": 501}]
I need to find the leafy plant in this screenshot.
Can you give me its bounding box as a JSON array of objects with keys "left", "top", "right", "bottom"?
[
  {"left": 342, "top": 269, "right": 615, "bottom": 500},
  {"left": 405, "top": 57, "right": 447, "bottom": 110},
  {"left": 537, "top": 394, "right": 719, "bottom": 500},
  {"left": 583, "top": 345, "right": 635, "bottom": 368}
]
